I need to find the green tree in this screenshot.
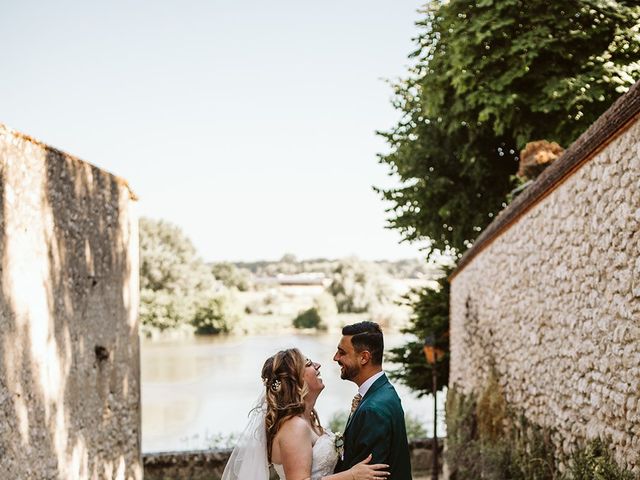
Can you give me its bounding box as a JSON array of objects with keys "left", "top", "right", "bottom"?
[
  {"left": 210, "top": 262, "right": 252, "bottom": 291},
  {"left": 292, "top": 307, "right": 325, "bottom": 330},
  {"left": 327, "top": 258, "right": 394, "bottom": 313},
  {"left": 191, "top": 290, "right": 243, "bottom": 334},
  {"left": 378, "top": 0, "right": 639, "bottom": 396},
  {"left": 140, "top": 217, "right": 217, "bottom": 331},
  {"left": 388, "top": 269, "right": 450, "bottom": 395},
  {"left": 377, "top": 0, "right": 640, "bottom": 255},
  {"left": 280, "top": 253, "right": 298, "bottom": 264}
]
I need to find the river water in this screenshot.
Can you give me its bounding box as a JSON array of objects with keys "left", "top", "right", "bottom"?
[{"left": 141, "top": 332, "right": 445, "bottom": 453}]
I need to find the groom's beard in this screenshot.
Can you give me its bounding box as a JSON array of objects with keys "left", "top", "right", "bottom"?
[{"left": 339, "top": 363, "right": 359, "bottom": 381}]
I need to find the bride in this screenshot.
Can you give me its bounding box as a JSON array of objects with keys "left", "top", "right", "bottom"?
[{"left": 222, "top": 348, "right": 390, "bottom": 480}]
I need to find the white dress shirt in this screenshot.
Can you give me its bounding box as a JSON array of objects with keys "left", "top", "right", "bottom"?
[{"left": 358, "top": 370, "right": 385, "bottom": 398}]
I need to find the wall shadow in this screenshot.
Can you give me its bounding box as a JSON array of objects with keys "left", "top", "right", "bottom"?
[{"left": 0, "top": 131, "right": 140, "bottom": 478}]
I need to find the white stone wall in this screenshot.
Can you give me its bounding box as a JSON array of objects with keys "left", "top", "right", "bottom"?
[
  {"left": 0, "top": 125, "right": 141, "bottom": 479},
  {"left": 450, "top": 118, "right": 640, "bottom": 472}
]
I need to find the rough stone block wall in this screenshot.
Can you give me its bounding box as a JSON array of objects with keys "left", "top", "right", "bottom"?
[
  {"left": 0, "top": 124, "right": 141, "bottom": 479},
  {"left": 449, "top": 111, "right": 640, "bottom": 473}
]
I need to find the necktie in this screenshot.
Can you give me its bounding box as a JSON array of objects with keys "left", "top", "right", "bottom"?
[{"left": 350, "top": 393, "right": 362, "bottom": 415}]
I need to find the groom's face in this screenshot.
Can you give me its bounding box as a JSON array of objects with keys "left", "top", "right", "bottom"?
[{"left": 333, "top": 335, "right": 361, "bottom": 381}]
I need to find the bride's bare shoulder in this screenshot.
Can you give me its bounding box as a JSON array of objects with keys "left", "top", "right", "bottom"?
[
  {"left": 277, "top": 416, "right": 312, "bottom": 443},
  {"left": 272, "top": 416, "right": 313, "bottom": 465}
]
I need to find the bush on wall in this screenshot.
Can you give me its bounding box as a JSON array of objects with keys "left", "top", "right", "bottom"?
[
  {"left": 563, "top": 439, "right": 635, "bottom": 480},
  {"left": 446, "top": 379, "right": 636, "bottom": 480},
  {"left": 446, "top": 380, "right": 556, "bottom": 480}
]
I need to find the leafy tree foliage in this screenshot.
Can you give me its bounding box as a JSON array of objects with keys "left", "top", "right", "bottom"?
[
  {"left": 380, "top": 0, "right": 639, "bottom": 396},
  {"left": 140, "top": 218, "right": 215, "bottom": 330},
  {"left": 192, "top": 290, "right": 243, "bottom": 334},
  {"left": 139, "top": 217, "right": 240, "bottom": 333},
  {"left": 313, "top": 292, "right": 338, "bottom": 319},
  {"left": 210, "top": 262, "right": 252, "bottom": 291},
  {"left": 327, "top": 258, "right": 394, "bottom": 313},
  {"left": 293, "top": 293, "right": 337, "bottom": 330},
  {"left": 387, "top": 269, "right": 450, "bottom": 395},
  {"left": 565, "top": 438, "right": 634, "bottom": 480},
  {"left": 377, "top": 0, "right": 640, "bottom": 255}
]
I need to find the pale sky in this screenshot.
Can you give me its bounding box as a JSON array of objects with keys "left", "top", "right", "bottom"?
[{"left": 2, "top": 0, "right": 428, "bottom": 262}]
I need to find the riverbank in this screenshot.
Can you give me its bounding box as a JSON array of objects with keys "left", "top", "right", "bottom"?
[{"left": 141, "top": 310, "right": 409, "bottom": 340}]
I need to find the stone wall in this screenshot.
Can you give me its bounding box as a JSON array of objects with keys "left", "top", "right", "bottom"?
[
  {"left": 142, "top": 439, "right": 442, "bottom": 480},
  {"left": 0, "top": 124, "right": 141, "bottom": 479},
  {"left": 449, "top": 82, "right": 640, "bottom": 473}
]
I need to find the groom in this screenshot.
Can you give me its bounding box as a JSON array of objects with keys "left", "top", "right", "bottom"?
[{"left": 333, "top": 321, "right": 412, "bottom": 479}]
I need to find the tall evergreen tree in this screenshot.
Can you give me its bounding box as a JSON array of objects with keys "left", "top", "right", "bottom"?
[{"left": 388, "top": 270, "right": 450, "bottom": 395}]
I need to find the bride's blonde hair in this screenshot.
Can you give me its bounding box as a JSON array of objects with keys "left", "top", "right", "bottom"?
[{"left": 261, "top": 348, "right": 322, "bottom": 463}]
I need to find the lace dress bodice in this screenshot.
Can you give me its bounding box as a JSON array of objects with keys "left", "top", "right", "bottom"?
[{"left": 273, "top": 431, "right": 339, "bottom": 480}]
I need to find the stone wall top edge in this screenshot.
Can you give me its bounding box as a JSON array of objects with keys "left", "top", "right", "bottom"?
[
  {"left": 451, "top": 80, "right": 640, "bottom": 282},
  {"left": 142, "top": 437, "right": 444, "bottom": 463},
  {"left": 143, "top": 448, "right": 234, "bottom": 459},
  {"left": 0, "top": 122, "right": 138, "bottom": 201}
]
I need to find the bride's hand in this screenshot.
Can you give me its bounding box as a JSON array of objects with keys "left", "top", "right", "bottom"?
[{"left": 348, "top": 454, "right": 389, "bottom": 480}]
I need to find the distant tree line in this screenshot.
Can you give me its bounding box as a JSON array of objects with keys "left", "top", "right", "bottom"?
[
  {"left": 139, "top": 218, "right": 421, "bottom": 335},
  {"left": 234, "top": 254, "right": 438, "bottom": 280}
]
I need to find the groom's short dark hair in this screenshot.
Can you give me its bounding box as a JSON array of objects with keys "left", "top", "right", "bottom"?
[{"left": 342, "top": 321, "right": 384, "bottom": 365}]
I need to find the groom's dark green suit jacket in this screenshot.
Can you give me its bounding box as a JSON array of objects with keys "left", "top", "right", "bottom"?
[{"left": 334, "top": 374, "right": 412, "bottom": 479}]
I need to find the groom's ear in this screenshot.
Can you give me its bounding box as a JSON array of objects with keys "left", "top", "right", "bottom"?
[{"left": 360, "top": 350, "right": 371, "bottom": 365}]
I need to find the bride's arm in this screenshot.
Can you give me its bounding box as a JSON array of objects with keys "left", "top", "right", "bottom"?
[
  {"left": 278, "top": 417, "right": 313, "bottom": 480},
  {"left": 321, "top": 455, "right": 389, "bottom": 480}
]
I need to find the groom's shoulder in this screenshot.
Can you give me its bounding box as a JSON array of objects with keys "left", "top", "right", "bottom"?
[
  {"left": 366, "top": 380, "right": 402, "bottom": 408},
  {"left": 378, "top": 375, "right": 401, "bottom": 397}
]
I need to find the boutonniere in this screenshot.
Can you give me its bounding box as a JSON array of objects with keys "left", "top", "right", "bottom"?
[{"left": 334, "top": 432, "right": 344, "bottom": 459}]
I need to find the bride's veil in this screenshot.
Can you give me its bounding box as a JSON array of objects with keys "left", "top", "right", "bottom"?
[{"left": 221, "top": 390, "right": 270, "bottom": 480}]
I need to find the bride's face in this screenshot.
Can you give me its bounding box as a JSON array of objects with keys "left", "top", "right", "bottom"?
[{"left": 303, "top": 357, "right": 324, "bottom": 394}]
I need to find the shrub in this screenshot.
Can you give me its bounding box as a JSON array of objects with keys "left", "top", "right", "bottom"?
[
  {"left": 210, "top": 262, "right": 252, "bottom": 291},
  {"left": 292, "top": 307, "right": 325, "bottom": 330},
  {"left": 562, "top": 438, "right": 635, "bottom": 480},
  {"left": 446, "top": 383, "right": 556, "bottom": 480},
  {"left": 327, "top": 258, "right": 394, "bottom": 313},
  {"left": 191, "top": 291, "right": 242, "bottom": 335},
  {"left": 446, "top": 383, "right": 635, "bottom": 480}
]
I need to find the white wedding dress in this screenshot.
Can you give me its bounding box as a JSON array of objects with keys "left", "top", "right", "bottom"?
[
  {"left": 273, "top": 431, "right": 339, "bottom": 480},
  {"left": 221, "top": 393, "right": 338, "bottom": 480}
]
